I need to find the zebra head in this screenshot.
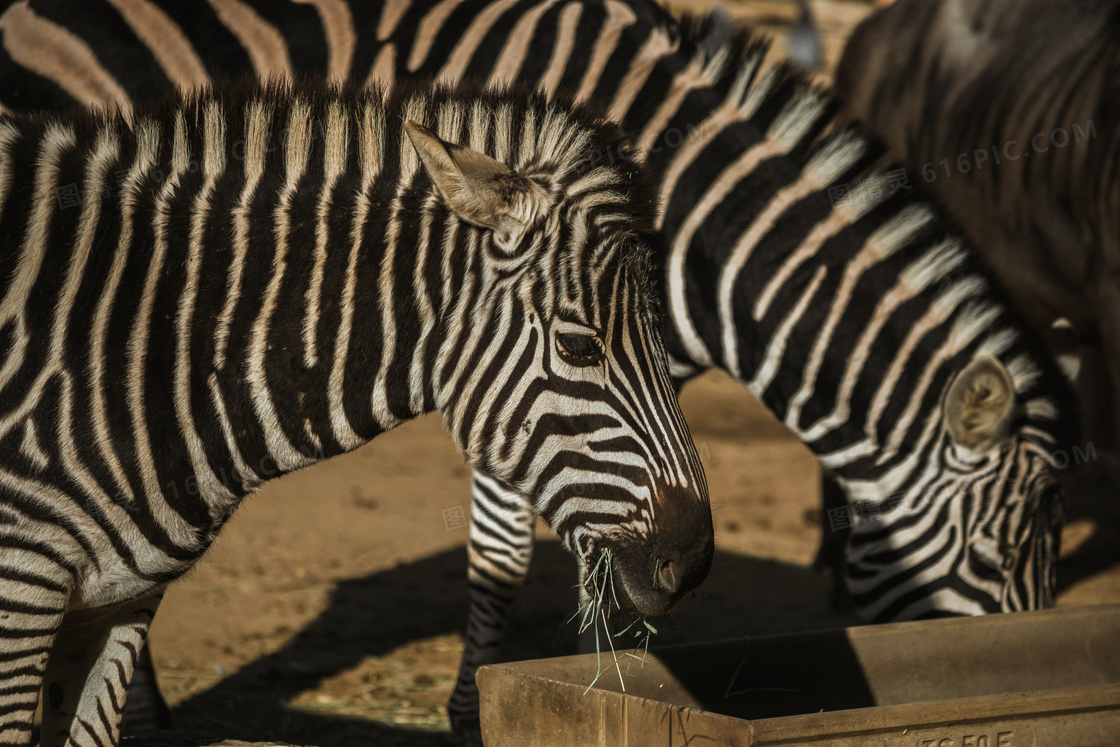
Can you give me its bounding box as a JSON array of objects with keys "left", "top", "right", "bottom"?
[
  {"left": 406, "top": 99, "right": 714, "bottom": 618},
  {"left": 845, "top": 354, "right": 1069, "bottom": 620}
]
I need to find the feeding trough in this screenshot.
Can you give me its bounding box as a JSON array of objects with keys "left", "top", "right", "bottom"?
[{"left": 477, "top": 604, "right": 1120, "bottom": 745}]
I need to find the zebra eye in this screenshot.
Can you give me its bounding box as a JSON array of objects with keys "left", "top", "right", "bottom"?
[{"left": 556, "top": 333, "right": 604, "bottom": 366}]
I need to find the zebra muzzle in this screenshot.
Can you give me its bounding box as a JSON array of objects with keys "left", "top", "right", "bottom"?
[
  {"left": 655, "top": 559, "right": 680, "bottom": 595},
  {"left": 608, "top": 496, "right": 714, "bottom": 617}
]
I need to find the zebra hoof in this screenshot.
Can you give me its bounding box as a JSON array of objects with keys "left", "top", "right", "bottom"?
[
  {"left": 120, "top": 696, "right": 173, "bottom": 738},
  {"left": 121, "top": 647, "right": 173, "bottom": 737},
  {"left": 450, "top": 712, "right": 483, "bottom": 746},
  {"left": 827, "top": 575, "right": 856, "bottom": 614}
]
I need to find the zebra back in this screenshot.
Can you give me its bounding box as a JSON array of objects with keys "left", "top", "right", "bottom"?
[
  {"left": 0, "top": 0, "right": 1081, "bottom": 632},
  {"left": 0, "top": 75, "right": 709, "bottom": 595},
  {"left": 836, "top": 0, "right": 1120, "bottom": 337}
]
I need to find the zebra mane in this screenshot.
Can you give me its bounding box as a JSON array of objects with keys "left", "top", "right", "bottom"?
[
  {"left": 675, "top": 12, "right": 835, "bottom": 115},
  {"left": 3, "top": 75, "right": 660, "bottom": 238},
  {"left": 673, "top": 11, "right": 772, "bottom": 84},
  {"left": 654, "top": 11, "right": 1078, "bottom": 447}
]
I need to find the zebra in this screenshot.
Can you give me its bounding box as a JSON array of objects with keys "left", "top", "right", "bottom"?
[
  {"left": 0, "top": 0, "right": 1081, "bottom": 739},
  {"left": 0, "top": 78, "right": 714, "bottom": 747},
  {"left": 836, "top": 0, "right": 1118, "bottom": 448}
]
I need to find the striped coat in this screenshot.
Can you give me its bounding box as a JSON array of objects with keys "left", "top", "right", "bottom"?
[
  {"left": 0, "top": 79, "right": 712, "bottom": 746},
  {"left": 0, "top": 0, "right": 1081, "bottom": 739},
  {"left": 837, "top": 0, "right": 1118, "bottom": 444}
]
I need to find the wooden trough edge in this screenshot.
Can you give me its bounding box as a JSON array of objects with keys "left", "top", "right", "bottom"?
[{"left": 477, "top": 604, "right": 1120, "bottom": 746}]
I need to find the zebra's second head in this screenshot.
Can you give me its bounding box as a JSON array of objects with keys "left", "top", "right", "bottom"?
[
  {"left": 406, "top": 94, "right": 714, "bottom": 618},
  {"left": 844, "top": 353, "right": 1072, "bottom": 621}
]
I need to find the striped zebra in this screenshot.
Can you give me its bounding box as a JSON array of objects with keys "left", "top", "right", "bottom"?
[
  {"left": 0, "top": 0, "right": 1080, "bottom": 739},
  {"left": 836, "top": 0, "right": 1119, "bottom": 448},
  {"left": 0, "top": 79, "right": 714, "bottom": 747}
]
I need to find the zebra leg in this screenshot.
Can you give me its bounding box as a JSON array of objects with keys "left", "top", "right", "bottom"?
[
  {"left": 120, "top": 643, "right": 172, "bottom": 736},
  {"left": 814, "top": 471, "right": 854, "bottom": 612},
  {"left": 448, "top": 472, "right": 535, "bottom": 743},
  {"left": 0, "top": 569, "right": 70, "bottom": 745},
  {"left": 39, "top": 588, "right": 165, "bottom": 747}
]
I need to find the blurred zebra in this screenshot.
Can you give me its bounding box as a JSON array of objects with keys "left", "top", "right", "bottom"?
[
  {"left": 837, "top": 0, "right": 1117, "bottom": 446},
  {"left": 0, "top": 0, "right": 1080, "bottom": 739},
  {"left": 0, "top": 79, "right": 713, "bottom": 747},
  {"left": 787, "top": 0, "right": 822, "bottom": 70}
]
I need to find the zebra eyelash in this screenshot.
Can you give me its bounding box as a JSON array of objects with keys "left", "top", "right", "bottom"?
[
  {"left": 556, "top": 333, "right": 604, "bottom": 366},
  {"left": 552, "top": 320, "right": 605, "bottom": 367}
]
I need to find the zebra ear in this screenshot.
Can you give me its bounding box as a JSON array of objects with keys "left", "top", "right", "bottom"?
[
  {"left": 403, "top": 121, "right": 548, "bottom": 247},
  {"left": 943, "top": 355, "right": 1017, "bottom": 452}
]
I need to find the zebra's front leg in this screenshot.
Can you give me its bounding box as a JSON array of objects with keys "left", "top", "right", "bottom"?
[
  {"left": 0, "top": 566, "right": 70, "bottom": 746},
  {"left": 40, "top": 587, "right": 166, "bottom": 747},
  {"left": 814, "top": 471, "right": 854, "bottom": 612},
  {"left": 448, "top": 472, "right": 536, "bottom": 744},
  {"left": 120, "top": 643, "right": 172, "bottom": 736}
]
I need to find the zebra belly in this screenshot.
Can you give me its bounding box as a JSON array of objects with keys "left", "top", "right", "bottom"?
[
  {"left": 0, "top": 496, "right": 193, "bottom": 612},
  {"left": 69, "top": 559, "right": 172, "bottom": 611},
  {"left": 0, "top": 438, "right": 206, "bottom": 613}
]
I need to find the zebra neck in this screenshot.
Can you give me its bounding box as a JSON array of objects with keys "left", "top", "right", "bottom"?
[
  {"left": 149, "top": 119, "right": 458, "bottom": 483},
  {"left": 0, "top": 99, "right": 475, "bottom": 521}
]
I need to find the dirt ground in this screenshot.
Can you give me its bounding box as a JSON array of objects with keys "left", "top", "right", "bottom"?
[{"left": 125, "top": 2, "right": 1120, "bottom": 745}]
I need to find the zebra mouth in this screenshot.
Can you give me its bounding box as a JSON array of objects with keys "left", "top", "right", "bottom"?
[
  {"left": 605, "top": 540, "right": 712, "bottom": 618},
  {"left": 572, "top": 493, "right": 714, "bottom": 618},
  {"left": 602, "top": 489, "right": 716, "bottom": 617},
  {"left": 579, "top": 545, "right": 674, "bottom": 618},
  {"left": 612, "top": 561, "right": 680, "bottom": 617}
]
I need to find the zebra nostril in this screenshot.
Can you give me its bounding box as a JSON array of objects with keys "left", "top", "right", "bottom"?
[{"left": 656, "top": 559, "right": 679, "bottom": 594}]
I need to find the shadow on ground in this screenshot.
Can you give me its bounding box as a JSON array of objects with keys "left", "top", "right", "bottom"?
[
  {"left": 142, "top": 541, "right": 856, "bottom": 746},
  {"left": 1058, "top": 462, "right": 1120, "bottom": 592},
  {"left": 129, "top": 492, "right": 1120, "bottom": 747}
]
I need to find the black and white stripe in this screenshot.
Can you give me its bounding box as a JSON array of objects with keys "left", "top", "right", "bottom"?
[
  {"left": 0, "top": 79, "right": 711, "bottom": 747},
  {"left": 0, "top": 0, "right": 1080, "bottom": 739},
  {"left": 836, "top": 0, "right": 1117, "bottom": 444}
]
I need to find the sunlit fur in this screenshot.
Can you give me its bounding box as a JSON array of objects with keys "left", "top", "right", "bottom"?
[
  {"left": 621, "top": 18, "right": 1077, "bottom": 623},
  {"left": 0, "top": 80, "right": 710, "bottom": 746}
]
